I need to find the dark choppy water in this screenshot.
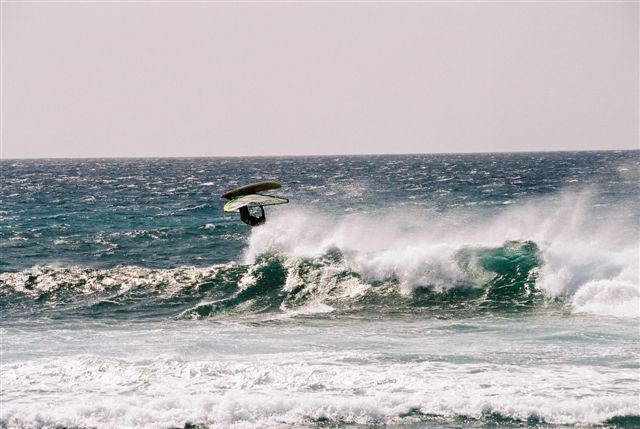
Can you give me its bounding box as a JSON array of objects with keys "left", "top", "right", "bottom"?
[{"left": 1, "top": 152, "right": 639, "bottom": 429}]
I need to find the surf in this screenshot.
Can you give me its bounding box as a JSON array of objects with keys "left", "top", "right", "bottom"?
[
  {"left": 244, "top": 189, "right": 639, "bottom": 318},
  {"left": 2, "top": 190, "right": 637, "bottom": 320}
]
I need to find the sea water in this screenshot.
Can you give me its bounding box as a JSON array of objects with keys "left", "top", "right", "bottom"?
[{"left": 1, "top": 152, "right": 638, "bottom": 429}]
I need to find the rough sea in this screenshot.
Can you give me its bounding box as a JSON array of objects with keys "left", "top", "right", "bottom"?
[{"left": 1, "top": 151, "right": 639, "bottom": 429}]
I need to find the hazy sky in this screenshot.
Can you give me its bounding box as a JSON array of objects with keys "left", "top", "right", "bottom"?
[{"left": 2, "top": 1, "right": 638, "bottom": 158}]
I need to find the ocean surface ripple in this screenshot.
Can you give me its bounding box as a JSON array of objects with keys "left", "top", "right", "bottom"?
[{"left": 1, "top": 152, "right": 638, "bottom": 429}]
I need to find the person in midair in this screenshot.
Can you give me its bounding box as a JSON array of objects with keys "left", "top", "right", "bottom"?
[{"left": 239, "top": 205, "right": 265, "bottom": 226}]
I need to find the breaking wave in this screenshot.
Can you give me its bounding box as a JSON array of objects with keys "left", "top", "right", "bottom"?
[
  {"left": 0, "top": 239, "right": 543, "bottom": 321},
  {"left": 244, "top": 189, "right": 639, "bottom": 319},
  {"left": 1, "top": 191, "right": 637, "bottom": 320}
]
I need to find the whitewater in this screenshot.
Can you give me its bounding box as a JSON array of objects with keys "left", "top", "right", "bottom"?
[{"left": 1, "top": 152, "right": 638, "bottom": 429}]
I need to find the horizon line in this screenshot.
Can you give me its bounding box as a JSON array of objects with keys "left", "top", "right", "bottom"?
[{"left": 1, "top": 147, "right": 638, "bottom": 161}]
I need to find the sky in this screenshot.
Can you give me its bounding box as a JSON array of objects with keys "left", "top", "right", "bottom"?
[{"left": 1, "top": 1, "right": 638, "bottom": 159}]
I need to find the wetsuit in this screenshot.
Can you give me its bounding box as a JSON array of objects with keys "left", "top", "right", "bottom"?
[{"left": 239, "top": 206, "right": 265, "bottom": 226}]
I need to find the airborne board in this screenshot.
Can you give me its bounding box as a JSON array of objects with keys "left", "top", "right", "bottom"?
[
  {"left": 223, "top": 194, "right": 289, "bottom": 212},
  {"left": 221, "top": 181, "right": 281, "bottom": 200}
]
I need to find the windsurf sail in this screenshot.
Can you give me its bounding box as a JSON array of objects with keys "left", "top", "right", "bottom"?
[
  {"left": 222, "top": 181, "right": 281, "bottom": 200},
  {"left": 223, "top": 194, "right": 289, "bottom": 212}
]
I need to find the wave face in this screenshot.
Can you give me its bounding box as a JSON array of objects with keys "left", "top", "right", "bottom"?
[
  {"left": 1, "top": 190, "right": 637, "bottom": 320},
  {"left": 243, "top": 188, "right": 638, "bottom": 319},
  {"left": 0, "top": 239, "right": 545, "bottom": 320}
]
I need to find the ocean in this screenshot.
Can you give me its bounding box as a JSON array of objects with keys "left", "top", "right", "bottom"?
[{"left": 1, "top": 151, "right": 639, "bottom": 429}]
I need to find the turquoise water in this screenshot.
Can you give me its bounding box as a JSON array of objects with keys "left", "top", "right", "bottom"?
[{"left": 1, "top": 152, "right": 639, "bottom": 428}]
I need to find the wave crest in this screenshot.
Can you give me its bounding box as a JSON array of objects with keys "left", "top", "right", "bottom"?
[
  {"left": 2, "top": 191, "right": 637, "bottom": 319},
  {"left": 245, "top": 190, "right": 638, "bottom": 318},
  {"left": 1, "top": 240, "right": 544, "bottom": 320}
]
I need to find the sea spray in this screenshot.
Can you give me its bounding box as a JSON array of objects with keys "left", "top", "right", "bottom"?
[{"left": 245, "top": 189, "right": 638, "bottom": 317}]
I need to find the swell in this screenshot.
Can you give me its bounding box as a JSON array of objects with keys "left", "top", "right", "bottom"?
[
  {"left": 2, "top": 189, "right": 637, "bottom": 320},
  {"left": 0, "top": 240, "right": 547, "bottom": 320}
]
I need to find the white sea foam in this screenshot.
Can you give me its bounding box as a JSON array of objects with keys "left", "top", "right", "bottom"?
[
  {"left": 0, "top": 265, "right": 230, "bottom": 298},
  {"left": 2, "top": 350, "right": 637, "bottom": 429},
  {"left": 571, "top": 279, "right": 639, "bottom": 318},
  {"left": 245, "top": 190, "right": 639, "bottom": 317}
]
